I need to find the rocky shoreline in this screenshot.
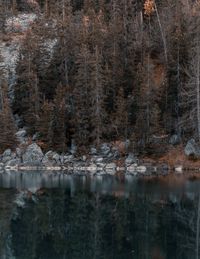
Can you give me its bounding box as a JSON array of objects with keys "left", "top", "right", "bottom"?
[
  {"left": 1, "top": 141, "right": 200, "bottom": 176},
  {"left": 1, "top": 128, "right": 200, "bottom": 176}
]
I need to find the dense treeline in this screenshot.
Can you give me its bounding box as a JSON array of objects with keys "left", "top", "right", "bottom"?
[{"left": 1, "top": 0, "right": 200, "bottom": 154}]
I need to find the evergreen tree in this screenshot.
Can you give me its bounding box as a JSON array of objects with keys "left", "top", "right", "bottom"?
[
  {"left": 112, "top": 87, "right": 129, "bottom": 140},
  {"left": 90, "top": 46, "right": 107, "bottom": 146},
  {"left": 37, "top": 100, "right": 54, "bottom": 150},
  {"left": 0, "top": 80, "right": 17, "bottom": 152},
  {"left": 52, "top": 84, "right": 68, "bottom": 153},
  {"left": 73, "top": 44, "right": 92, "bottom": 150}
]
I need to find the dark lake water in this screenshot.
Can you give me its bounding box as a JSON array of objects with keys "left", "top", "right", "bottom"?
[{"left": 0, "top": 172, "right": 200, "bottom": 259}]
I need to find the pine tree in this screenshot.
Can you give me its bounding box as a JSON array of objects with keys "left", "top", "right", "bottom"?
[
  {"left": 13, "top": 31, "right": 40, "bottom": 134},
  {"left": 37, "top": 100, "right": 54, "bottom": 151},
  {"left": 113, "top": 87, "right": 129, "bottom": 140},
  {"left": 51, "top": 84, "right": 68, "bottom": 153},
  {"left": 0, "top": 80, "right": 17, "bottom": 152},
  {"left": 90, "top": 46, "right": 107, "bottom": 146},
  {"left": 73, "top": 44, "right": 92, "bottom": 149}
]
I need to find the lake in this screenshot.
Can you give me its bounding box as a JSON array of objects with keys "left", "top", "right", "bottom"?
[{"left": 0, "top": 171, "right": 200, "bottom": 259}]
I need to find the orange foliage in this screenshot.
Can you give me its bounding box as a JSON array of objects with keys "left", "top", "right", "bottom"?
[
  {"left": 111, "top": 140, "right": 127, "bottom": 156},
  {"left": 144, "top": 0, "right": 155, "bottom": 16}
]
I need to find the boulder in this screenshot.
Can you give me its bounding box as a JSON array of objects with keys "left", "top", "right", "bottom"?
[
  {"left": 70, "top": 140, "right": 77, "bottom": 155},
  {"left": 63, "top": 155, "right": 74, "bottom": 164},
  {"left": 169, "top": 134, "right": 181, "bottom": 145},
  {"left": 100, "top": 143, "right": 110, "bottom": 156},
  {"left": 3, "top": 149, "right": 12, "bottom": 157},
  {"left": 42, "top": 151, "right": 60, "bottom": 165},
  {"left": 96, "top": 163, "right": 106, "bottom": 169},
  {"left": 2, "top": 156, "right": 12, "bottom": 163},
  {"left": 105, "top": 163, "right": 116, "bottom": 175},
  {"left": 32, "top": 132, "right": 40, "bottom": 141},
  {"left": 16, "top": 147, "right": 22, "bottom": 158},
  {"left": 6, "top": 158, "right": 21, "bottom": 167},
  {"left": 136, "top": 166, "right": 147, "bottom": 174},
  {"left": 90, "top": 147, "right": 97, "bottom": 155},
  {"left": 105, "top": 163, "right": 116, "bottom": 171},
  {"left": 82, "top": 155, "right": 87, "bottom": 162},
  {"left": 87, "top": 163, "right": 97, "bottom": 172},
  {"left": 95, "top": 157, "right": 104, "bottom": 163},
  {"left": 184, "top": 139, "right": 200, "bottom": 157},
  {"left": 22, "top": 143, "right": 44, "bottom": 163},
  {"left": 15, "top": 129, "right": 27, "bottom": 143},
  {"left": 125, "top": 153, "right": 137, "bottom": 165},
  {"left": 126, "top": 164, "right": 137, "bottom": 173},
  {"left": 52, "top": 152, "right": 60, "bottom": 164},
  {"left": 11, "top": 152, "right": 17, "bottom": 159}
]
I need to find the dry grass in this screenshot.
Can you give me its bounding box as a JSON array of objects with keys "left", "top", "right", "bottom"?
[
  {"left": 158, "top": 145, "right": 186, "bottom": 166},
  {"left": 142, "top": 144, "right": 200, "bottom": 169}
]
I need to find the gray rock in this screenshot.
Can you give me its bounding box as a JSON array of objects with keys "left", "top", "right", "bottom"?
[
  {"left": 184, "top": 139, "right": 200, "bottom": 157},
  {"left": 16, "top": 147, "right": 22, "bottom": 158},
  {"left": 59, "top": 154, "right": 64, "bottom": 164},
  {"left": 96, "top": 162, "right": 106, "bottom": 169},
  {"left": 32, "top": 132, "right": 39, "bottom": 141},
  {"left": 126, "top": 169, "right": 137, "bottom": 175},
  {"left": 90, "top": 147, "right": 97, "bottom": 155},
  {"left": 90, "top": 156, "right": 98, "bottom": 162},
  {"left": 14, "top": 114, "right": 23, "bottom": 127},
  {"left": 63, "top": 155, "right": 74, "bottom": 163},
  {"left": 87, "top": 163, "right": 97, "bottom": 172},
  {"left": 100, "top": 143, "right": 110, "bottom": 156},
  {"left": 11, "top": 152, "right": 17, "bottom": 159},
  {"left": 82, "top": 155, "right": 87, "bottom": 162},
  {"left": 95, "top": 157, "right": 104, "bottom": 163},
  {"left": 107, "top": 152, "right": 112, "bottom": 157},
  {"left": 52, "top": 153, "right": 60, "bottom": 164},
  {"left": 42, "top": 151, "right": 60, "bottom": 165},
  {"left": 6, "top": 158, "right": 21, "bottom": 166},
  {"left": 22, "top": 143, "right": 44, "bottom": 163},
  {"left": 105, "top": 163, "right": 116, "bottom": 170},
  {"left": 3, "top": 149, "right": 12, "bottom": 157},
  {"left": 23, "top": 161, "right": 43, "bottom": 167},
  {"left": 169, "top": 134, "right": 181, "bottom": 145},
  {"left": 2, "top": 156, "right": 12, "bottom": 163},
  {"left": 70, "top": 139, "right": 77, "bottom": 155},
  {"left": 15, "top": 129, "right": 27, "bottom": 143},
  {"left": 125, "top": 153, "right": 137, "bottom": 165},
  {"left": 105, "top": 163, "right": 116, "bottom": 175}
]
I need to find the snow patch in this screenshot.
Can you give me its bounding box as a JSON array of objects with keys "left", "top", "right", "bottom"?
[{"left": 5, "top": 13, "right": 37, "bottom": 33}]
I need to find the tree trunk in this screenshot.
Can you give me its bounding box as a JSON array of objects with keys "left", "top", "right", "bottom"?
[{"left": 197, "top": 45, "right": 200, "bottom": 142}]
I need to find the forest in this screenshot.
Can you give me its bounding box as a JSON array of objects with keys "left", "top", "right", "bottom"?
[{"left": 0, "top": 0, "right": 199, "bottom": 157}]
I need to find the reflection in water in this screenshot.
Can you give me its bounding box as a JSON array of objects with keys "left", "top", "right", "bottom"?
[{"left": 0, "top": 172, "right": 200, "bottom": 258}]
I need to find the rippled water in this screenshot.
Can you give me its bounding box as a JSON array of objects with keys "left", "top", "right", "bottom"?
[{"left": 0, "top": 172, "right": 200, "bottom": 259}]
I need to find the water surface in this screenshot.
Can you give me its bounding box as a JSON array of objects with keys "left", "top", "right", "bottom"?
[{"left": 0, "top": 172, "right": 200, "bottom": 259}]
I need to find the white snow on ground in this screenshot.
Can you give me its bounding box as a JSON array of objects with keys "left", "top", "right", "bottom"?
[
  {"left": 39, "top": 38, "right": 58, "bottom": 67},
  {"left": 0, "top": 13, "right": 38, "bottom": 99},
  {"left": 0, "top": 40, "right": 21, "bottom": 99},
  {"left": 0, "top": 13, "right": 57, "bottom": 100},
  {"left": 5, "top": 13, "right": 37, "bottom": 33}
]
